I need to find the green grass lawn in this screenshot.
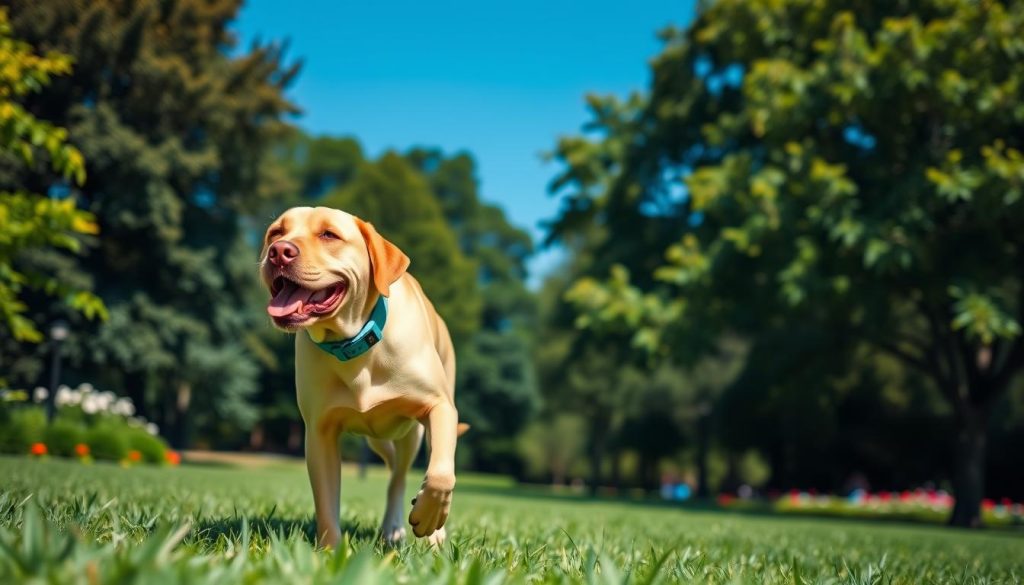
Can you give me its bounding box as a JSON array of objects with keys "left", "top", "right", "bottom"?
[{"left": 1, "top": 456, "right": 1021, "bottom": 583}]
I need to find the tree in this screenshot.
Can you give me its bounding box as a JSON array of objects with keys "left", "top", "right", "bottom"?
[
  {"left": 322, "top": 152, "right": 481, "bottom": 345},
  {"left": 553, "top": 0, "right": 1024, "bottom": 526},
  {"left": 518, "top": 414, "right": 586, "bottom": 485},
  {"left": 7, "top": 0, "right": 299, "bottom": 447},
  {"left": 406, "top": 148, "right": 540, "bottom": 471},
  {"left": 0, "top": 7, "right": 104, "bottom": 348}
]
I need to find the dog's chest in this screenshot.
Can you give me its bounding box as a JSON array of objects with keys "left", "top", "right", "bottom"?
[
  {"left": 308, "top": 380, "right": 426, "bottom": 440},
  {"left": 334, "top": 406, "right": 418, "bottom": 440}
]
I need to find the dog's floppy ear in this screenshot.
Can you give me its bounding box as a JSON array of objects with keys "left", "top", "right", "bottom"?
[{"left": 354, "top": 217, "right": 410, "bottom": 297}]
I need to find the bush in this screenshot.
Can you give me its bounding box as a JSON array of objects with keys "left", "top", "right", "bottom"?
[
  {"left": 44, "top": 418, "right": 87, "bottom": 457},
  {"left": 85, "top": 424, "right": 129, "bottom": 461},
  {"left": 127, "top": 428, "right": 167, "bottom": 464},
  {"left": 0, "top": 384, "right": 174, "bottom": 465},
  {"left": 0, "top": 407, "right": 46, "bottom": 454}
]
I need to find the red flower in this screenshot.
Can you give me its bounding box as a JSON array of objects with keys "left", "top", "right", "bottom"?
[
  {"left": 165, "top": 451, "right": 181, "bottom": 466},
  {"left": 127, "top": 450, "right": 142, "bottom": 463},
  {"left": 716, "top": 493, "right": 736, "bottom": 506},
  {"left": 30, "top": 442, "right": 47, "bottom": 456},
  {"left": 75, "top": 443, "right": 90, "bottom": 457},
  {"left": 982, "top": 498, "right": 996, "bottom": 511}
]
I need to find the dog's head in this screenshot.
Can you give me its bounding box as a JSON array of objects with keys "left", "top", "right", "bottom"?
[{"left": 259, "top": 206, "right": 409, "bottom": 332}]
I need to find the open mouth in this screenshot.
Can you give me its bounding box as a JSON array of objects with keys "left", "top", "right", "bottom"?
[{"left": 267, "top": 276, "right": 347, "bottom": 326}]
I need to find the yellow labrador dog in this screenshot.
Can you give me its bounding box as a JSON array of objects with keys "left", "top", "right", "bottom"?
[{"left": 260, "top": 206, "right": 464, "bottom": 548}]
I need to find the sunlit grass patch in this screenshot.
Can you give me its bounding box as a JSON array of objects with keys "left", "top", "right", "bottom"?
[{"left": 0, "top": 456, "right": 1021, "bottom": 583}]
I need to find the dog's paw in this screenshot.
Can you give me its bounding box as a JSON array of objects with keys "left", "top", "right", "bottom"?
[
  {"left": 426, "top": 526, "right": 447, "bottom": 547},
  {"left": 408, "top": 471, "right": 454, "bottom": 538},
  {"left": 379, "top": 523, "right": 406, "bottom": 547},
  {"left": 316, "top": 528, "right": 342, "bottom": 550}
]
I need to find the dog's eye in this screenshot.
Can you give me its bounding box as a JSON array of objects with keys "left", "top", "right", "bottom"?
[
  {"left": 319, "top": 230, "right": 340, "bottom": 240},
  {"left": 266, "top": 228, "right": 284, "bottom": 242}
]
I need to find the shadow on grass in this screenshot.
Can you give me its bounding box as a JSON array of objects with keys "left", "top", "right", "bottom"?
[{"left": 191, "top": 515, "right": 377, "bottom": 545}]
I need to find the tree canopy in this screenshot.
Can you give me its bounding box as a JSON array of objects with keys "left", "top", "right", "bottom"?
[
  {"left": 553, "top": 0, "right": 1024, "bottom": 526},
  {"left": 5, "top": 0, "right": 299, "bottom": 445}
]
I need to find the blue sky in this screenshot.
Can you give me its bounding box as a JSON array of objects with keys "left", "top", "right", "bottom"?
[{"left": 233, "top": 0, "right": 696, "bottom": 284}]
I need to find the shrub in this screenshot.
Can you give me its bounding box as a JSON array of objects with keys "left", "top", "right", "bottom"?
[
  {"left": 44, "top": 418, "right": 87, "bottom": 457},
  {"left": 127, "top": 428, "right": 167, "bottom": 464},
  {"left": 85, "top": 424, "right": 129, "bottom": 461},
  {"left": 0, "top": 407, "right": 46, "bottom": 455}
]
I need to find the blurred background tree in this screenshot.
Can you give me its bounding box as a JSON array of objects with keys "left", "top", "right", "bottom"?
[
  {"left": 553, "top": 0, "right": 1024, "bottom": 527},
  {"left": 4, "top": 0, "right": 299, "bottom": 447}
]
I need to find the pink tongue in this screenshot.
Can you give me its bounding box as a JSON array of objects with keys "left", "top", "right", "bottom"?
[{"left": 267, "top": 281, "right": 317, "bottom": 317}]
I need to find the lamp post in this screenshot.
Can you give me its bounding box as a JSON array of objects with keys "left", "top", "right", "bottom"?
[{"left": 46, "top": 320, "right": 69, "bottom": 423}]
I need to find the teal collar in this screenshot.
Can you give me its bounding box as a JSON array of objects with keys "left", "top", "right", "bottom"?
[{"left": 308, "top": 295, "right": 388, "bottom": 361}]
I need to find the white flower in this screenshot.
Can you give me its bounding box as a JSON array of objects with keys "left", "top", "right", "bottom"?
[
  {"left": 81, "top": 395, "right": 100, "bottom": 415},
  {"left": 55, "top": 386, "right": 74, "bottom": 407},
  {"left": 77, "top": 383, "right": 95, "bottom": 393},
  {"left": 113, "top": 399, "right": 135, "bottom": 417},
  {"left": 33, "top": 387, "right": 48, "bottom": 403},
  {"left": 95, "top": 392, "right": 115, "bottom": 412},
  {"left": 145, "top": 422, "right": 159, "bottom": 436}
]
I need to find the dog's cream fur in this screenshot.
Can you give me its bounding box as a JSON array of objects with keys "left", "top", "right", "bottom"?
[{"left": 260, "top": 206, "right": 461, "bottom": 547}]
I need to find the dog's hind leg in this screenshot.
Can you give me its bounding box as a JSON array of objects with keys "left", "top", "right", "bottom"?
[{"left": 369, "top": 424, "right": 424, "bottom": 545}]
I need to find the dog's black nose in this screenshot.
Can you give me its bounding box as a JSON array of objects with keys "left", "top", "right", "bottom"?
[{"left": 268, "top": 240, "right": 300, "bottom": 267}]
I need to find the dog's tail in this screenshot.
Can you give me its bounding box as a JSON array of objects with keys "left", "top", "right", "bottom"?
[{"left": 457, "top": 423, "right": 471, "bottom": 437}]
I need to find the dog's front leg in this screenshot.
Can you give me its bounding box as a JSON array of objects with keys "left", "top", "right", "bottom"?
[
  {"left": 305, "top": 425, "right": 342, "bottom": 548},
  {"left": 408, "top": 401, "right": 458, "bottom": 540}
]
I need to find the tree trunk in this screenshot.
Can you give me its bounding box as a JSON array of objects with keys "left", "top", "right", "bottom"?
[
  {"left": 588, "top": 434, "right": 604, "bottom": 497},
  {"left": 948, "top": 406, "right": 988, "bottom": 528},
  {"left": 696, "top": 411, "right": 710, "bottom": 499},
  {"left": 170, "top": 382, "right": 192, "bottom": 450},
  {"left": 551, "top": 462, "right": 565, "bottom": 487},
  {"left": 248, "top": 423, "right": 264, "bottom": 451},
  {"left": 610, "top": 449, "right": 622, "bottom": 492},
  {"left": 124, "top": 371, "right": 148, "bottom": 420}
]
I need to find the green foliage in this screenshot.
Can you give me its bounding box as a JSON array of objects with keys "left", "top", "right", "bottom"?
[
  {"left": 324, "top": 152, "right": 482, "bottom": 345},
  {"left": 2, "top": 457, "right": 1023, "bottom": 583},
  {"left": 84, "top": 424, "right": 129, "bottom": 462},
  {"left": 0, "top": 8, "right": 104, "bottom": 343},
  {"left": 517, "top": 414, "right": 587, "bottom": 483},
  {"left": 549, "top": 0, "right": 1024, "bottom": 524},
  {"left": 0, "top": 407, "right": 44, "bottom": 454},
  {"left": 42, "top": 418, "right": 85, "bottom": 458},
  {"left": 736, "top": 450, "right": 771, "bottom": 488},
  {"left": 3, "top": 0, "right": 299, "bottom": 446},
  {"left": 126, "top": 428, "right": 167, "bottom": 464},
  {"left": 406, "top": 148, "right": 541, "bottom": 469}
]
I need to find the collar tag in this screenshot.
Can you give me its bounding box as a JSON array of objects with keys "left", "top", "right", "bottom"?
[{"left": 309, "top": 296, "right": 388, "bottom": 362}]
